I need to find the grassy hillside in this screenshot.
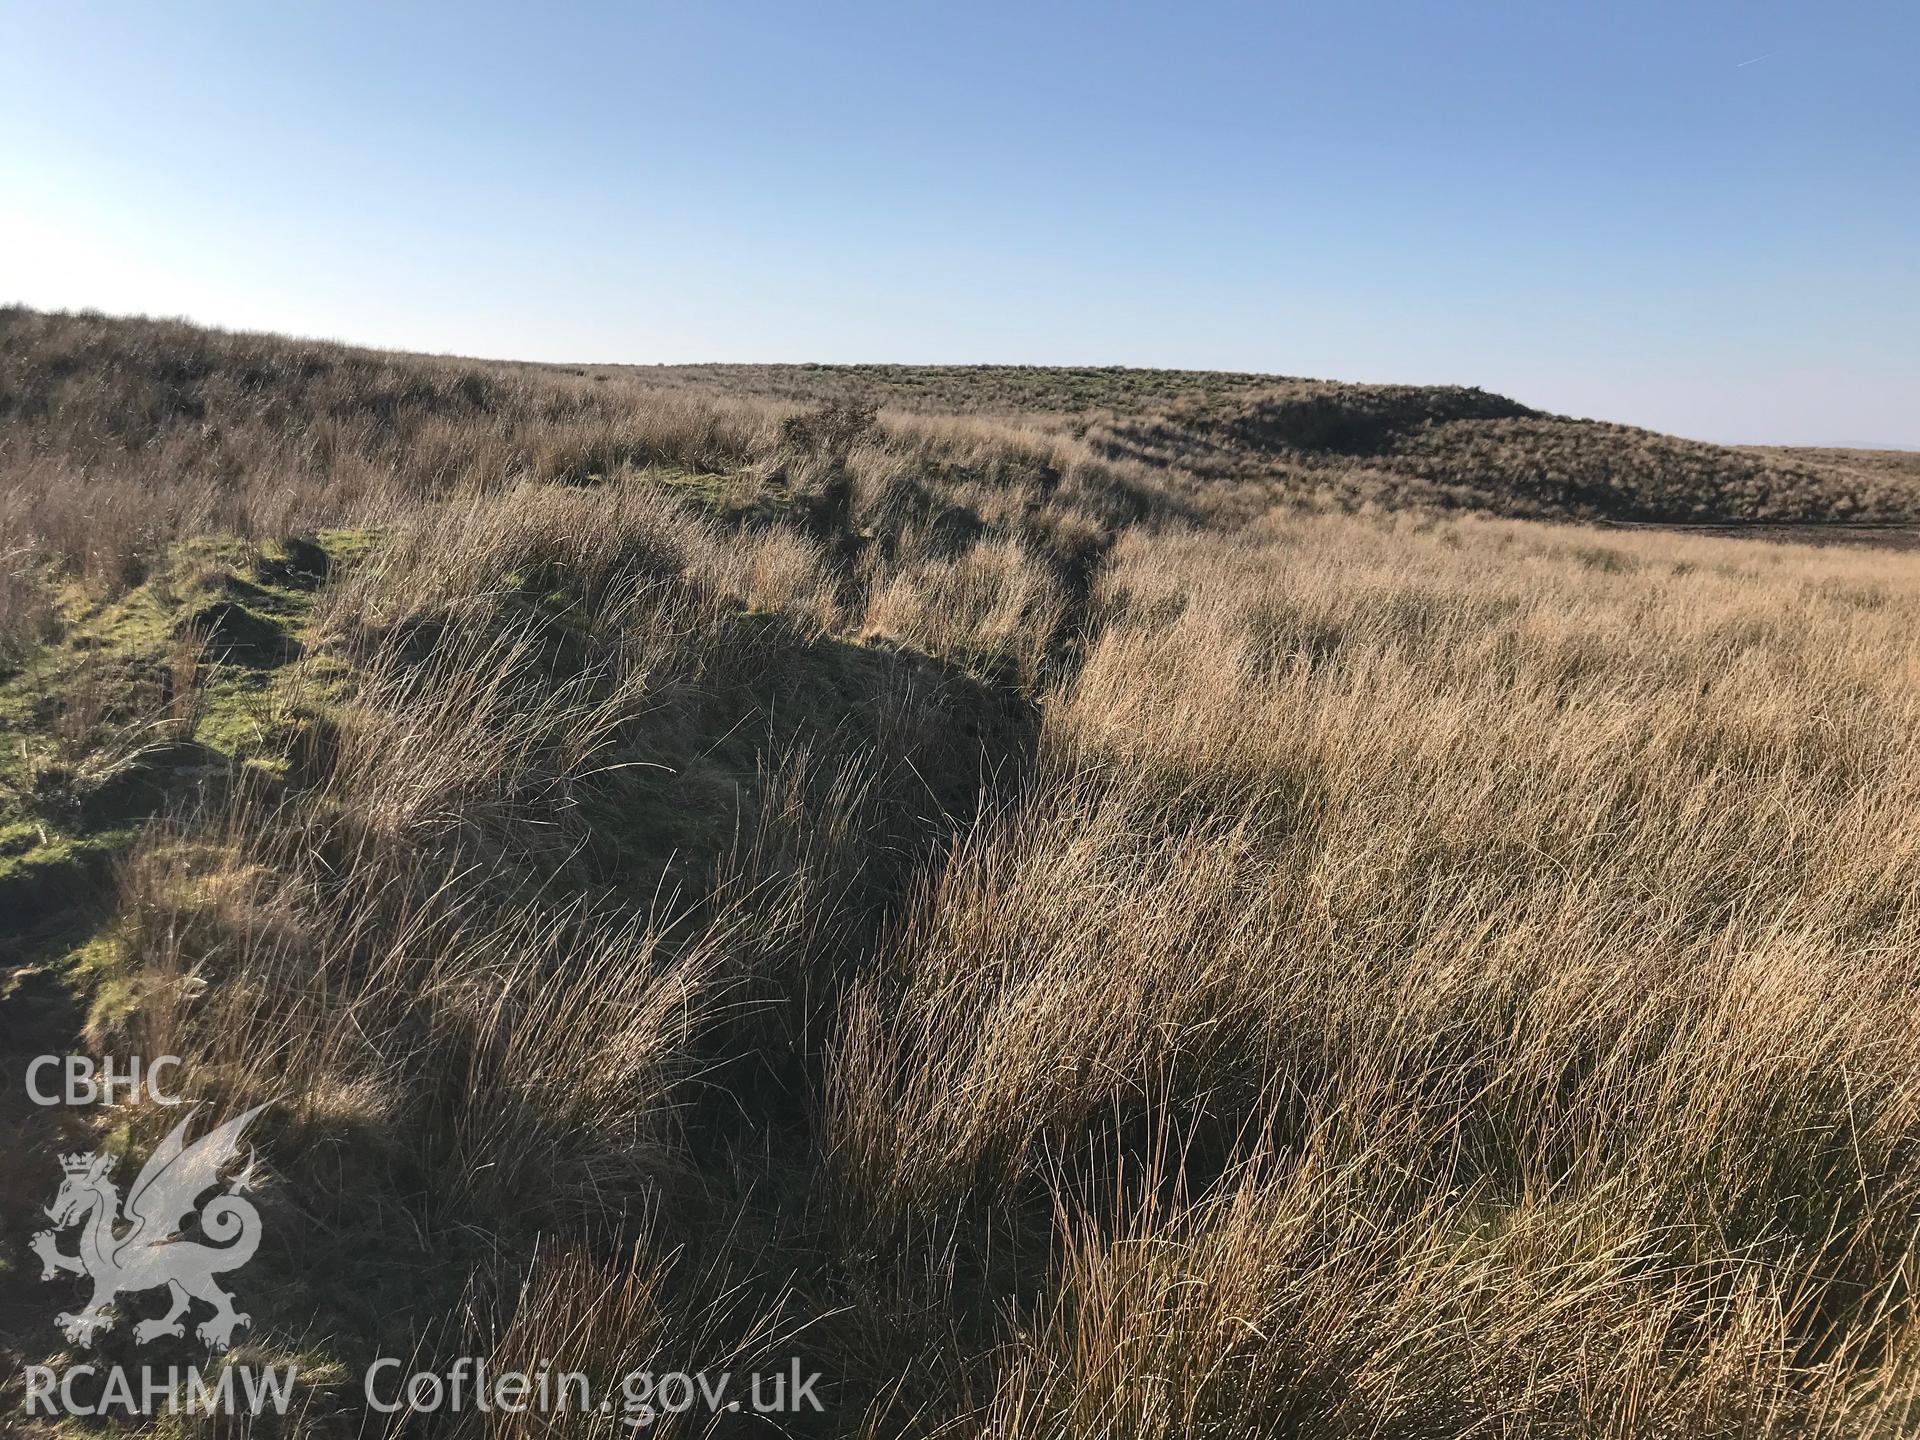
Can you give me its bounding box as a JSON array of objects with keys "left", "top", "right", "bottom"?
[
  {"left": 642, "top": 360, "right": 1287, "bottom": 414},
  {"left": 5, "top": 307, "right": 1920, "bottom": 1437},
  {"left": 652, "top": 362, "right": 1919, "bottom": 524}
]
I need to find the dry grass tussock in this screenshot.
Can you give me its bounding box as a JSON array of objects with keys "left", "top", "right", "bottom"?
[
  {"left": 4, "top": 309, "right": 1920, "bottom": 1437},
  {"left": 833, "top": 518, "right": 1920, "bottom": 1432}
]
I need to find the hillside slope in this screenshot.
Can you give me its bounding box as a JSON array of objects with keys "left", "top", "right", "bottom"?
[
  {"left": 6, "top": 308, "right": 1912, "bottom": 534},
  {"left": 652, "top": 362, "right": 1919, "bottom": 524},
  {"left": 7, "top": 307, "right": 1920, "bottom": 1435}
]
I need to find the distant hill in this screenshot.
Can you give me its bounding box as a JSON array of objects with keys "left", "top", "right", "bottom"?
[
  {"left": 647, "top": 363, "right": 1920, "bottom": 525},
  {"left": 4, "top": 308, "right": 1913, "bottom": 527}
]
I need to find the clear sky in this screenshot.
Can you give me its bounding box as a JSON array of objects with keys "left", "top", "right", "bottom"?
[{"left": 3, "top": 1, "right": 1914, "bottom": 447}]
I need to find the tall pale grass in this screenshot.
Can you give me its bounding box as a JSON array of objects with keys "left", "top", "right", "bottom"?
[
  {"left": 17, "top": 308, "right": 1920, "bottom": 1436},
  {"left": 826, "top": 514, "right": 1920, "bottom": 1435}
]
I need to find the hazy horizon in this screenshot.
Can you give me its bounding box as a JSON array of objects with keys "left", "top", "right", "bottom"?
[{"left": 4, "top": 0, "right": 1915, "bottom": 449}]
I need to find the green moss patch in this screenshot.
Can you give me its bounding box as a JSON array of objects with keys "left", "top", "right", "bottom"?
[{"left": 0, "top": 530, "right": 374, "bottom": 952}]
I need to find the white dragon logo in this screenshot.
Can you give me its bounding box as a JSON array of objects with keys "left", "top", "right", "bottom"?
[{"left": 30, "top": 1105, "right": 265, "bottom": 1351}]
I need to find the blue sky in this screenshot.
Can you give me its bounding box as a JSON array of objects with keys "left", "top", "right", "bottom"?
[{"left": 3, "top": 1, "right": 1914, "bottom": 446}]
